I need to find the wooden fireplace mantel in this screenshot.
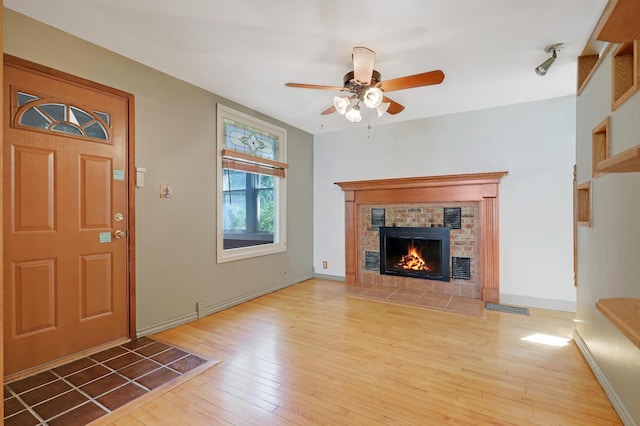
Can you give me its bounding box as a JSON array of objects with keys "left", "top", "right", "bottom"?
[{"left": 335, "top": 171, "right": 508, "bottom": 303}]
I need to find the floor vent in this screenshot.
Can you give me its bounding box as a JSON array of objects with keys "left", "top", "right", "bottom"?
[{"left": 485, "top": 302, "right": 530, "bottom": 316}]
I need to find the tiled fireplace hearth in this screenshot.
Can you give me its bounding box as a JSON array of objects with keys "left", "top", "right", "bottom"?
[{"left": 336, "top": 172, "right": 508, "bottom": 303}]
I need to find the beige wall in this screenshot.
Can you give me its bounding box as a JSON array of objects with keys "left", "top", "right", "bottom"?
[
  {"left": 575, "top": 45, "right": 640, "bottom": 424},
  {"left": 3, "top": 9, "right": 314, "bottom": 334}
]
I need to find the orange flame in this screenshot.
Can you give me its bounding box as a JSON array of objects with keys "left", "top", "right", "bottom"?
[{"left": 397, "top": 242, "right": 430, "bottom": 271}]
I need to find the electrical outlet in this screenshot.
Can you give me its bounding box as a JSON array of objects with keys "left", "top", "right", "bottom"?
[{"left": 322, "top": 261, "right": 328, "bottom": 269}]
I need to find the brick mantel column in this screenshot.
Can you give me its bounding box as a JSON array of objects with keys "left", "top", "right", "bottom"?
[{"left": 335, "top": 172, "right": 508, "bottom": 303}]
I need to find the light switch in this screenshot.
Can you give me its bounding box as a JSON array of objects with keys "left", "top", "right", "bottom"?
[{"left": 136, "top": 167, "right": 146, "bottom": 188}]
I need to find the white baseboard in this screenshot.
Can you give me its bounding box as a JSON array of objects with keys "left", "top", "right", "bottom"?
[
  {"left": 136, "top": 312, "right": 198, "bottom": 337},
  {"left": 204, "top": 273, "right": 313, "bottom": 316},
  {"left": 573, "top": 330, "right": 637, "bottom": 426},
  {"left": 312, "top": 273, "right": 345, "bottom": 282},
  {"left": 136, "top": 273, "right": 313, "bottom": 337},
  {"left": 499, "top": 293, "right": 576, "bottom": 312}
]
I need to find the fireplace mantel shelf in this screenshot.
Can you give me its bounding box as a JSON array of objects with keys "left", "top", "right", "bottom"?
[{"left": 336, "top": 171, "right": 509, "bottom": 192}]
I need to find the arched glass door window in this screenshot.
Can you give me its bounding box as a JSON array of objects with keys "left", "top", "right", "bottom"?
[{"left": 16, "top": 91, "right": 111, "bottom": 142}]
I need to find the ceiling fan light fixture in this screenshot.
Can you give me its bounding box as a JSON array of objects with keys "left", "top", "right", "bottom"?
[
  {"left": 376, "top": 102, "right": 391, "bottom": 118},
  {"left": 333, "top": 96, "right": 351, "bottom": 115},
  {"left": 345, "top": 104, "right": 362, "bottom": 123},
  {"left": 285, "top": 46, "right": 445, "bottom": 125},
  {"left": 363, "top": 87, "right": 383, "bottom": 108}
]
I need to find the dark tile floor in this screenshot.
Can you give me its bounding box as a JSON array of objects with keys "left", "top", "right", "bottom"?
[
  {"left": 4, "top": 337, "right": 211, "bottom": 426},
  {"left": 340, "top": 283, "right": 486, "bottom": 318}
]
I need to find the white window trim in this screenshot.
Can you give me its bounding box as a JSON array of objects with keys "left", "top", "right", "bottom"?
[{"left": 216, "top": 104, "right": 287, "bottom": 263}]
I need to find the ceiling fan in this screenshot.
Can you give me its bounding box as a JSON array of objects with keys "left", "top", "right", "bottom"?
[{"left": 285, "top": 47, "right": 445, "bottom": 123}]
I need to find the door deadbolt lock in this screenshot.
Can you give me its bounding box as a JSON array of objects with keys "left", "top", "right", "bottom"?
[
  {"left": 113, "top": 230, "right": 126, "bottom": 239},
  {"left": 113, "top": 212, "right": 124, "bottom": 222}
]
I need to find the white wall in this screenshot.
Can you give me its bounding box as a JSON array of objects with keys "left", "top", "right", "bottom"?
[
  {"left": 575, "top": 44, "right": 640, "bottom": 425},
  {"left": 314, "top": 97, "right": 576, "bottom": 309}
]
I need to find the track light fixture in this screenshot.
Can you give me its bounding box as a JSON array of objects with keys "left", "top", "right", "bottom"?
[{"left": 535, "top": 43, "right": 564, "bottom": 76}]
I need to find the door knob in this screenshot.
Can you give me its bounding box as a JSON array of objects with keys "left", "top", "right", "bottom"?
[
  {"left": 113, "top": 230, "right": 126, "bottom": 239},
  {"left": 113, "top": 212, "right": 124, "bottom": 222}
]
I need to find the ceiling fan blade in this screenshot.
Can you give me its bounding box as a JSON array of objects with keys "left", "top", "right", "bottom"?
[
  {"left": 382, "top": 96, "right": 405, "bottom": 115},
  {"left": 379, "top": 70, "right": 445, "bottom": 92},
  {"left": 321, "top": 105, "right": 336, "bottom": 115},
  {"left": 285, "top": 83, "right": 345, "bottom": 91},
  {"left": 353, "top": 46, "right": 375, "bottom": 85}
]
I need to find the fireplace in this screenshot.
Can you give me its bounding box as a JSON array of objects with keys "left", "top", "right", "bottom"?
[
  {"left": 335, "top": 172, "right": 508, "bottom": 302},
  {"left": 379, "top": 227, "right": 450, "bottom": 281}
]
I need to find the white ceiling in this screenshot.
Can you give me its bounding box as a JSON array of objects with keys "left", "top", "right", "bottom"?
[{"left": 6, "top": 0, "right": 608, "bottom": 135}]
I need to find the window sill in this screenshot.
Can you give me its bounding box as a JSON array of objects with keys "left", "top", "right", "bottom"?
[{"left": 217, "top": 241, "right": 286, "bottom": 263}]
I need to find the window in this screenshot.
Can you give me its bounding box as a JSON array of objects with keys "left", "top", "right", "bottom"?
[
  {"left": 216, "top": 105, "right": 287, "bottom": 262},
  {"left": 223, "top": 171, "right": 275, "bottom": 247},
  {"left": 15, "top": 90, "right": 110, "bottom": 142}
]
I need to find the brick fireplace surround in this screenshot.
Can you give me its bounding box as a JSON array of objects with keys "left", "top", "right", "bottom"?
[{"left": 335, "top": 172, "right": 508, "bottom": 303}]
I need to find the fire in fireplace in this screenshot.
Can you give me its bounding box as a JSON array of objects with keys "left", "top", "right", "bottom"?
[{"left": 379, "top": 227, "right": 450, "bottom": 281}]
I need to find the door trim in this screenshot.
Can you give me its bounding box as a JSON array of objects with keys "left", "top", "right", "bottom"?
[
  {"left": 1, "top": 5, "right": 5, "bottom": 419},
  {"left": 3, "top": 53, "right": 137, "bottom": 341}
]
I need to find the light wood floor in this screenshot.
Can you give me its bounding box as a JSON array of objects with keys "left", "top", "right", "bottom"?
[{"left": 109, "top": 279, "right": 622, "bottom": 425}]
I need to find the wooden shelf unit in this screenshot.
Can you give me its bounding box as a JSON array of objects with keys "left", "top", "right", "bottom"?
[
  {"left": 577, "top": 181, "right": 592, "bottom": 227},
  {"left": 596, "top": 0, "right": 640, "bottom": 43},
  {"left": 577, "top": 54, "right": 600, "bottom": 93},
  {"left": 592, "top": 117, "right": 610, "bottom": 178},
  {"left": 595, "top": 144, "right": 640, "bottom": 173},
  {"left": 578, "top": 50, "right": 612, "bottom": 96},
  {"left": 611, "top": 41, "right": 639, "bottom": 110},
  {"left": 596, "top": 298, "right": 640, "bottom": 349}
]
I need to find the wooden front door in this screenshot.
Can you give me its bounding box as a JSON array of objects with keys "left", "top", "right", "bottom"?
[{"left": 3, "top": 57, "right": 133, "bottom": 376}]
